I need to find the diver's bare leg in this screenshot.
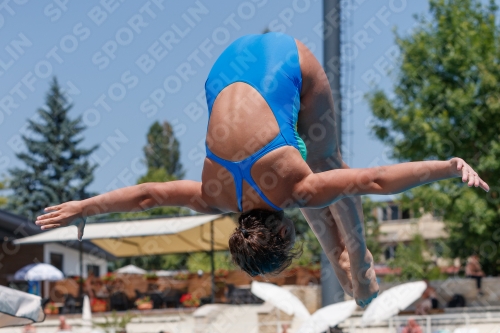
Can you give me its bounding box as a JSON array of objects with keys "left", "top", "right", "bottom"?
[
  {"left": 327, "top": 192, "right": 379, "bottom": 307},
  {"left": 300, "top": 207, "right": 353, "bottom": 297},
  {"left": 306, "top": 161, "right": 379, "bottom": 307},
  {"left": 295, "top": 38, "right": 379, "bottom": 307}
]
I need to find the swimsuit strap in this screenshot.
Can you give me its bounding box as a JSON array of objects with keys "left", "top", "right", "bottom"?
[{"left": 205, "top": 133, "right": 286, "bottom": 212}]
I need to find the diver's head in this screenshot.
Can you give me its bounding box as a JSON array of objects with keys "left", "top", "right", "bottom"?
[{"left": 228, "top": 209, "right": 300, "bottom": 277}]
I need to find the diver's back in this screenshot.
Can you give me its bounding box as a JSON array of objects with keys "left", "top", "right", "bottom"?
[
  {"left": 205, "top": 33, "right": 302, "bottom": 161},
  {"left": 203, "top": 33, "right": 304, "bottom": 212}
]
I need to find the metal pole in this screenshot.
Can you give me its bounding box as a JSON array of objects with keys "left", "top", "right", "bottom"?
[
  {"left": 79, "top": 241, "right": 83, "bottom": 299},
  {"left": 321, "top": 0, "right": 344, "bottom": 307},
  {"left": 210, "top": 220, "right": 215, "bottom": 304},
  {"left": 324, "top": 0, "right": 342, "bottom": 145}
]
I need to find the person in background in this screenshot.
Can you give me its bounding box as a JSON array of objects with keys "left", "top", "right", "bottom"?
[
  {"left": 22, "top": 324, "right": 36, "bottom": 333},
  {"left": 416, "top": 280, "right": 439, "bottom": 315},
  {"left": 402, "top": 318, "right": 423, "bottom": 333},
  {"left": 56, "top": 315, "right": 72, "bottom": 332},
  {"left": 465, "top": 254, "right": 485, "bottom": 296}
]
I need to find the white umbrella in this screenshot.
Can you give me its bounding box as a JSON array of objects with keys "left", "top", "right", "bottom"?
[
  {"left": 14, "top": 263, "right": 64, "bottom": 281},
  {"left": 251, "top": 281, "right": 311, "bottom": 320},
  {"left": 155, "top": 269, "right": 188, "bottom": 277},
  {"left": 115, "top": 265, "right": 147, "bottom": 275},
  {"left": 0, "top": 285, "right": 45, "bottom": 328},
  {"left": 361, "top": 281, "right": 427, "bottom": 326},
  {"left": 296, "top": 300, "right": 357, "bottom": 333}
]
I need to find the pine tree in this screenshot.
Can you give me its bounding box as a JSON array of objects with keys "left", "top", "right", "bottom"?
[
  {"left": 143, "top": 121, "right": 184, "bottom": 179},
  {"left": 6, "top": 78, "right": 97, "bottom": 220}
]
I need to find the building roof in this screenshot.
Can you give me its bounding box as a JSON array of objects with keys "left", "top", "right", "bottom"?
[
  {"left": 0, "top": 209, "right": 116, "bottom": 261},
  {"left": 0, "top": 209, "right": 41, "bottom": 240}
]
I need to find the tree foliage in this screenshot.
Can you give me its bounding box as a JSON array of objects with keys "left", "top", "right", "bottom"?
[
  {"left": 0, "top": 180, "right": 7, "bottom": 208},
  {"left": 286, "top": 208, "right": 322, "bottom": 266},
  {"left": 112, "top": 253, "right": 189, "bottom": 271},
  {"left": 143, "top": 121, "right": 184, "bottom": 179},
  {"left": 186, "top": 251, "right": 236, "bottom": 273},
  {"left": 387, "top": 234, "right": 445, "bottom": 282},
  {"left": 102, "top": 121, "right": 188, "bottom": 222},
  {"left": 6, "top": 78, "right": 97, "bottom": 220},
  {"left": 368, "top": 0, "right": 500, "bottom": 275},
  {"left": 362, "top": 197, "right": 384, "bottom": 262}
]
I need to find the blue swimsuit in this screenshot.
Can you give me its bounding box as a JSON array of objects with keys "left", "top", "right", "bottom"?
[{"left": 205, "top": 32, "right": 307, "bottom": 212}]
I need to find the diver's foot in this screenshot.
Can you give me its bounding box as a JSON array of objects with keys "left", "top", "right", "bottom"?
[
  {"left": 330, "top": 246, "right": 354, "bottom": 297},
  {"left": 350, "top": 249, "right": 379, "bottom": 308}
]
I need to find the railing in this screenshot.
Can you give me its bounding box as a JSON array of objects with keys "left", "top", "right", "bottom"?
[{"left": 343, "top": 310, "right": 500, "bottom": 333}]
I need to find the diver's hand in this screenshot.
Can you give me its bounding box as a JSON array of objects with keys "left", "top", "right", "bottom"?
[
  {"left": 450, "top": 158, "right": 489, "bottom": 191},
  {"left": 36, "top": 201, "right": 86, "bottom": 241}
]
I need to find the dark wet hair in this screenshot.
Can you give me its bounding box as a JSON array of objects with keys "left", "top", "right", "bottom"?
[{"left": 228, "top": 209, "right": 301, "bottom": 277}]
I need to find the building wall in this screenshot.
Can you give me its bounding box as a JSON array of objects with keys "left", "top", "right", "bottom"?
[
  {"left": 0, "top": 242, "right": 44, "bottom": 286},
  {"left": 43, "top": 243, "right": 107, "bottom": 278}
]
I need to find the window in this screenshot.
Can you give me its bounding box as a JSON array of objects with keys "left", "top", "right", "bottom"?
[
  {"left": 50, "top": 253, "right": 63, "bottom": 272},
  {"left": 390, "top": 205, "right": 399, "bottom": 220},
  {"left": 402, "top": 209, "right": 410, "bottom": 219},
  {"left": 87, "top": 265, "right": 100, "bottom": 278},
  {"left": 384, "top": 246, "right": 396, "bottom": 260},
  {"left": 434, "top": 242, "right": 444, "bottom": 257},
  {"left": 382, "top": 208, "right": 388, "bottom": 221}
]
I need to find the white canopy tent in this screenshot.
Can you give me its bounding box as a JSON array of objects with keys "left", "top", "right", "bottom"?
[
  {"left": 115, "top": 265, "right": 147, "bottom": 275},
  {"left": 14, "top": 214, "right": 236, "bottom": 302}
]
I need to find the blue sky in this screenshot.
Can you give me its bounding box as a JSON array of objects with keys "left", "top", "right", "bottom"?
[{"left": 0, "top": 0, "right": 429, "bottom": 195}]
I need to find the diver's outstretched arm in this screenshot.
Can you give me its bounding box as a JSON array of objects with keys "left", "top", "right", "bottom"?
[
  {"left": 36, "top": 180, "right": 222, "bottom": 230},
  {"left": 296, "top": 158, "right": 489, "bottom": 208}
]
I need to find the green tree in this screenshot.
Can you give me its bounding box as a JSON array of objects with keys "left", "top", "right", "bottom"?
[
  {"left": 368, "top": 0, "right": 500, "bottom": 275},
  {"left": 286, "top": 208, "right": 322, "bottom": 266},
  {"left": 0, "top": 180, "right": 7, "bottom": 207},
  {"left": 6, "top": 78, "right": 97, "bottom": 220},
  {"left": 387, "top": 234, "right": 445, "bottom": 282},
  {"left": 112, "top": 253, "right": 189, "bottom": 271},
  {"left": 143, "top": 121, "right": 184, "bottom": 179},
  {"left": 362, "top": 197, "right": 383, "bottom": 262},
  {"left": 103, "top": 122, "right": 188, "bottom": 221},
  {"left": 186, "top": 251, "right": 236, "bottom": 272}
]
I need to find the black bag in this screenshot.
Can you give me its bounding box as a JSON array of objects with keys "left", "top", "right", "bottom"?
[{"left": 447, "top": 294, "right": 466, "bottom": 308}]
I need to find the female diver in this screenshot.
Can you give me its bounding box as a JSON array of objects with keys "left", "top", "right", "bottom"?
[{"left": 35, "top": 32, "right": 489, "bottom": 307}]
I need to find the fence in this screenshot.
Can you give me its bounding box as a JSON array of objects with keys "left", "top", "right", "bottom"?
[{"left": 340, "top": 310, "right": 500, "bottom": 333}]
